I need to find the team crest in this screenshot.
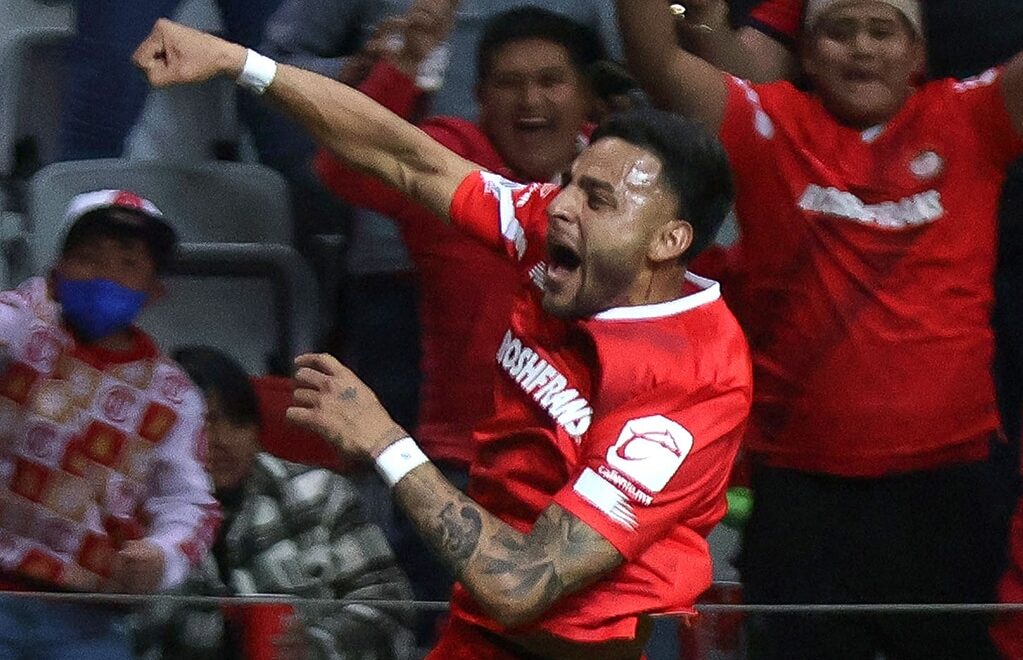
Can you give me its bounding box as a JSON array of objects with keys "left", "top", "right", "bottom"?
[{"left": 909, "top": 150, "right": 944, "bottom": 181}]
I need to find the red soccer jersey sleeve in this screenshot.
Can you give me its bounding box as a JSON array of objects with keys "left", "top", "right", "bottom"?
[
  {"left": 746, "top": 0, "right": 802, "bottom": 44},
  {"left": 552, "top": 379, "right": 746, "bottom": 560},
  {"left": 448, "top": 171, "right": 559, "bottom": 266}
]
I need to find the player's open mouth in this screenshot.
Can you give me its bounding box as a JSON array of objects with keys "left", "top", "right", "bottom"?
[{"left": 546, "top": 241, "right": 581, "bottom": 283}]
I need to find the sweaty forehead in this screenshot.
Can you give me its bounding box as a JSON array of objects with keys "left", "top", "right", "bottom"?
[{"left": 574, "top": 138, "right": 665, "bottom": 190}]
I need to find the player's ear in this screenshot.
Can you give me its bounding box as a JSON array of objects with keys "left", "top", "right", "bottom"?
[{"left": 649, "top": 219, "right": 693, "bottom": 263}]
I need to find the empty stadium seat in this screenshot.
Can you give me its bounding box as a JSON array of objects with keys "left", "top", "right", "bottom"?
[
  {"left": 138, "top": 242, "right": 320, "bottom": 376},
  {"left": 27, "top": 159, "right": 293, "bottom": 267},
  {"left": 0, "top": 25, "right": 73, "bottom": 180}
]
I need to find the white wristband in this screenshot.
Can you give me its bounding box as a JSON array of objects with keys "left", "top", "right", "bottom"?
[
  {"left": 237, "top": 48, "right": 277, "bottom": 94},
  {"left": 374, "top": 437, "right": 429, "bottom": 488}
]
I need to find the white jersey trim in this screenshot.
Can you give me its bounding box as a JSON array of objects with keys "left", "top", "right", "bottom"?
[{"left": 591, "top": 272, "right": 721, "bottom": 321}]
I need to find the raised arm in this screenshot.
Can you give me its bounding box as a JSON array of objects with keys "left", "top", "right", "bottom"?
[
  {"left": 616, "top": 0, "right": 728, "bottom": 131},
  {"left": 675, "top": 0, "right": 797, "bottom": 82},
  {"left": 133, "top": 19, "right": 476, "bottom": 223}
]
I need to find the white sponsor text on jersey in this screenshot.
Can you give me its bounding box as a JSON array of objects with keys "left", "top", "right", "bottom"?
[{"left": 496, "top": 329, "right": 593, "bottom": 437}]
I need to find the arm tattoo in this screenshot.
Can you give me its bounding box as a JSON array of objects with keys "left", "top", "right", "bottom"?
[
  {"left": 339, "top": 387, "right": 358, "bottom": 401},
  {"left": 396, "top": 467, "right": 621, "bottom": 623},
  {"left": 478, "top": 507, "right": 611, "bottom": 608},
  {"left": 437, "top": 502, "right": 482, "bottom": 573}
]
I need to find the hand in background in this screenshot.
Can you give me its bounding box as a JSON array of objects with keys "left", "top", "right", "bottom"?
[
  {"left": 390, "top": 0, "right": 457, "bottom": 78},
  {"left": 104, "top": 539, "right": 166, "bottom": 594}
]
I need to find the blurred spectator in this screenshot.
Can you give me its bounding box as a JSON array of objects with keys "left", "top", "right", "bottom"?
[
  {"left": 56, "top": 0, "right": 349, "bottom": 274},
  {"left": 260, "top": 0, "right": 623, "bottom": 449},
  {"left": 134, "top": 346, "right": 415, "bottom": 660},
  {"left": 58, "top": 0, "right": 281, "bottom": 159},
  {"left": 314, "top": 2, "right": 612, "bottom": 643},
  {"left": 617, "top": 0, "right": 1023, "bottom": 658},
  {"left": 0, "top": 190, "right": 218, "bottom": 659},
  {"left": 681, "top": 0, "right": 1023, "bottom": 464}
]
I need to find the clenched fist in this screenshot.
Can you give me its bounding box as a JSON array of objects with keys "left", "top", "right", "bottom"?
[
  {"left": 133, "top": 18, "right": 247, "bottom": 88},
  {"left": 104, "top": 539, "right": 166, "bottom": 594},
  {"left": 286, "top": 353, "right": 408, "bottom": 459}
]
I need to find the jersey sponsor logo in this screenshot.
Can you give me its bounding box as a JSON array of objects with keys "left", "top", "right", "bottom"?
[
  {"left": 909, "top": 151, "right": 944, "bottom": 181},
  {"left": 496, "top": 330, "right": 593, "bottom": 437},
  {"left": 606, "top": 415, "right": 693, "bottom": 494},
  {"left": 573, "top": 467, "right": 638, "bottom": 531},
  {"left": 798, "top": 184, "right": 944, "bottom": 229}
]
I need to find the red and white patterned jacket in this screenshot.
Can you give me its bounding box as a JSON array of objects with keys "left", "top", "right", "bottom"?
[{"left": 0, "top": 277, "right": 219, "bottom": 592}]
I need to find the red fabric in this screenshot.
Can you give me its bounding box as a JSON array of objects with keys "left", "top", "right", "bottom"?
[
  {"left": 745, "top": 0, "right": 802, "bottom": 42},
  {"left": 717, "top": 70, "right": 1023, "bottom": 476},
  {"left": 251, "top": 376, "right": 351, "bottom": 472},
  {"left": 69, "top": 326, "right": 159, "bottom": 369},
  {"left": 315, "top": 61, "right": 520, "bottom": 466},
  {"left": 438, "top": 172, "right": 751, "bottom": 646}
]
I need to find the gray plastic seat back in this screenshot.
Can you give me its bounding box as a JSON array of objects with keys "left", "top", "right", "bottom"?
[
  {"left": 0, "top": 26, "right": 73, "bottom": 177},
  {"left": 138, "top": 242, "right": 320, "bottom": 375},
  {"left": 27, "top": 159, "right": 292, "bottom": 272}
]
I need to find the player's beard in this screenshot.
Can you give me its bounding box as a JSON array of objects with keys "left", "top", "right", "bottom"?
[{"left": 543, "top": 249, "right": 639, "bottom": 319}]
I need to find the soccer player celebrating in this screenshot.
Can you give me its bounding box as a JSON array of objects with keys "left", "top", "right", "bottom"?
[
  {"left": 133, "top": 19, "right": 752, "bottom": 660},
  {"left": 617, "top": 0, "right": 1023, "bottom": 658}
]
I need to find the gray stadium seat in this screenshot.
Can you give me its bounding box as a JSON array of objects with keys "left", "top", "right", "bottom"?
[
  {"left": 24, "top": 161, "right": 319, "bottom": 374},
  {"left": 27, "top": 158, "right": 293, "bottom": 270},
  {"left": 0, "top": 26, "right": 73, "bottom": 179},
  {"left": 138, "top": 242, "right": 320, "bottom": 375},
  {"left": 0, "top": 0, "right": 73, "bottom": 35}
]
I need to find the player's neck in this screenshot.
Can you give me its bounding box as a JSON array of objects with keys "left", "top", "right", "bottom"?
[{"left": 622, "top": 265, "right": 688, "bottom": 307}]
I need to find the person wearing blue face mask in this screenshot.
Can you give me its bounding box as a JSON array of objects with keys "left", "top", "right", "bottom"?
[
  {"left": 52, "top": 190, "right": 177, "bottom": 343},
  {"left": 0, "top": 190, "right": 219, "bottom": 660}
]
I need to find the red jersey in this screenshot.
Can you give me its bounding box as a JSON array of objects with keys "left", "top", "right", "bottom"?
[
  {"left": 316, "top": 61, "right": 520, "bottom": 466},
  {"left": 718, "top": 70, "right": 1023, "bottom": 476},
  {"left": 745, "top": 0, "right": 802, "bottom": 44},
  {"left": 439, "top": 172, "right": 752, "bottom": 648}
]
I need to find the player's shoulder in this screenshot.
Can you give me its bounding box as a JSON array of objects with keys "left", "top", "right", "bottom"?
[{"left": 586, "top": 280, "right": 748, "bottom": 392}]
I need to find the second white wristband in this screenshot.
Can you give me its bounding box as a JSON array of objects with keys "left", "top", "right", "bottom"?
[
  {"left": 375, "top": 437, "right": 430, "bottom": 488},
  {"left": 237, "top": 48, "right": 278, "bottom": 94}
]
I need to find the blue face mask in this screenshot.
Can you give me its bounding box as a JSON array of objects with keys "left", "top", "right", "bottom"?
[{"left": 55, "top": 276, "right": 148, "bottom": 341}]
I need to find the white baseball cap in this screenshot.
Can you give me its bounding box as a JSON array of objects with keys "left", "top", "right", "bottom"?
[
  {"left": 804, "top": 0, "right": 923, "bottom": 39},
  {"left": 61, "top": 190, "right": 178, "bottom": 270}
]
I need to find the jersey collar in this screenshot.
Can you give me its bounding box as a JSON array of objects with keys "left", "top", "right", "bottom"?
[{"left": 591, "top": 272, "right": 721, "bottom": 321}]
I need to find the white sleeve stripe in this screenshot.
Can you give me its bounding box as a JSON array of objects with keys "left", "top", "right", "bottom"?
[
  {"left": 573, "top": 467, "right": 639, "bottom": 531},
  {"left": 498, "top": 188, "right": 527, "bottom": 260}
]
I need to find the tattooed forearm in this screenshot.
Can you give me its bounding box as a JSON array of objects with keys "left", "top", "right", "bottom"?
[
  {"left": 393, "top": 463, "right": 621, "bottom": 627},
  {"left": 437, "top": 502, "right": 482, "bottom": 574}
]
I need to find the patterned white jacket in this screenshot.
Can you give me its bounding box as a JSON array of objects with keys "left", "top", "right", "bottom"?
[{"left": 0, "top": 277, "right": 219, "bottom": 591}]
